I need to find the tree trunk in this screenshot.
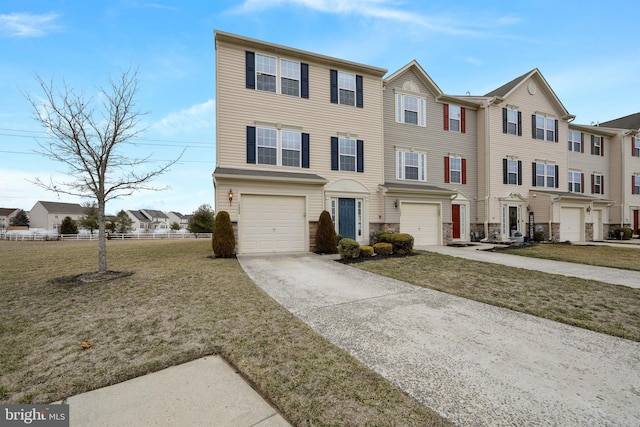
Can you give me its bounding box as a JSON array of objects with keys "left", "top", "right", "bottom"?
[{"left": 98, "top": 199, "right": 107, "bottom": 273}]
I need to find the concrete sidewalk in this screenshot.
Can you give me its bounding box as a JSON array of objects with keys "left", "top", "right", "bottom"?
[
  {"left": 58, "top": 356, "right": 290, "bottom": 427},
  {"left": 417, "top": 243, "right": 640, "bottom": 288},
  {"left": 239, "top": 253, "right": 640, "bottom": 427}
]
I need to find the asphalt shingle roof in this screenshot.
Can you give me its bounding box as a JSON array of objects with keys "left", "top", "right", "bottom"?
[{"left": 599, "top": 112, "right": 640, "bottom": 130}]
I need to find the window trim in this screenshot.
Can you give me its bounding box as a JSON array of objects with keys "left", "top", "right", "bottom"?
[
  {"left": 246, "top": 126, "right": 309, "bottom": 169},
  {"left": 246, "top": 50, "right": 309, "bottom": 98},
  {"left": 533, "top": 161, "right": 558, "bottom": 188},
  {"left": 503, "top": 158, "right": 522, "bottom": 185},
  {"left": 591, "top": 174, "right": 604, "bottom": 195},
  {"left": 397, "top": 149, "right": 427, "bottom": 181},
  {"left": 395, "top": 92, "right": 426, "bottom": 126},
  {"left": 568, "top": 170, "right": 583, "bottom": 193},
  {"left": 633, "top": 175, "right": 640, "bottom": 195},
  {"left": 568, "top": 130, "right": 583, "bottom": 153},
  {"left": 532, "top": 114, "right": 559, "bottom": 142}
]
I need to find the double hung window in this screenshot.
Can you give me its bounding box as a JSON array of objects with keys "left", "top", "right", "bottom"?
[
  {"left": 339, "top": 138, "right": 357, "bottom": 172},
  {"left": 397, "top": 150, "right": 426, "bottom": 181},
  {"left": 535, "top": 162, "right": 557, "bottom": 188},
  {"left": 568, "top": 171, "right": 582, "bottom": 193},
  {"left": 568, "top": 130, "right": 582, "bottom": 152}
]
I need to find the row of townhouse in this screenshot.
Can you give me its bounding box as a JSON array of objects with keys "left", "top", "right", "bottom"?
[{"left": 212, "top": 31, "right": 640, "bottom": 254}]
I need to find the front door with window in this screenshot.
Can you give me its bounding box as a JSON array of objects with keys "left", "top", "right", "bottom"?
[
  {"left": 509, "top": 206, "right": 518, "bottom": 235},
  {"left": 338, "top": 198, "right": 356, "bottom": 239}
]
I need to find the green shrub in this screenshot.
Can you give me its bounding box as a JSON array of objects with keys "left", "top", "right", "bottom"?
[
  {"left": 375, "top": 232, "right": 393, "bottom": 243},
  {"left": 390, "top": 233, "right": 414, "bottom": 254},
  {"left": 212, "top": 211, "right": 236, "bottom": 257},
  {"left": 533, "top": 231, "right": 545, "bottom": 242},
  {"left": 59, "top": 216, "right": 78, "bottom": 234},
  {"left": 338, "top": 238, "right": 360, "bottom": 259},
  {"left": 360, "top": 245, "right": 374, "bottom": 257},
  {"left": 336, "top": 234, "right": 343, "bottom": 244},
  {"left": 614, "top": 227, "right": 634, "bottom": 240},
  {"left": 315, "top": 210, "right": 338, "bottom": 254},
  {"left": 373, "top": 242, "right": 393, "bottom": 255}
]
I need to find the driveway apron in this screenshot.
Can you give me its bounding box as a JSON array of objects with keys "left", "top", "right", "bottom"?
[{"left": 239, "top": 253, "right": 640, "bottom": 427}]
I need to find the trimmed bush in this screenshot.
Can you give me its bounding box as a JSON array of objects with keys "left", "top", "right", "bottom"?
[
  {"left": 360, "top": 245, "right": 374, "bottom": 257},
  {"left": 375, "top": 232, "right": 393, "bottom": 243},
  {"left": 373, "top": 242, "right": 393, "bottom": 255},
  {"left": 390, "top": 233, "right": 414, "bottom": 254},
  {"left": 533, "top": 231, "right": 545, "bottom": 242},
  {"left": 338, "top": 238, "right": 360, "bottom": 259},
  {"left": 315, "top": 210, "right": 338, "bottom": 254},
  {"left": 212, "top": 211, "right": 236, "bottom": 257},
  {"left": 614, "top": 227, "right": 634, "bottom": 240}
]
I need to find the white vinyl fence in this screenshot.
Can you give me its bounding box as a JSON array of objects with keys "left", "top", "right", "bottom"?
[{"left": 1, "top": 231, "right": 212, "bottom": 241}]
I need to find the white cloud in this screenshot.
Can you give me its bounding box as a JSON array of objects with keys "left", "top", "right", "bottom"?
[
  {"left": 0, "top": 168, "right": 86, "bottom": 210},
  {"left": 0, "top": 12, "right": 62, "bottom": 38},
  {"left": 230, "top": 0, "right": 518, "bottom": 37},
  {"left": 150, "top": 99, "right": 215, "bottom": 138}
]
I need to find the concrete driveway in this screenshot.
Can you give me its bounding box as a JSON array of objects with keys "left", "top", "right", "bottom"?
[{"left": 239, "top": 253, "right": 640, "bottom": 427}]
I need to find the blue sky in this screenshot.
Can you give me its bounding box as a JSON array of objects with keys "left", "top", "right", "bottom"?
[{"left": 1, "top": 0, "right": 639, "bottom": 216}]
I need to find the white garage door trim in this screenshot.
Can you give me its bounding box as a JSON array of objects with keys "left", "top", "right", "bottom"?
[
  {"left": 400, "top": 202, "right": 440, "bottom": 246},
  {"left": 560, "top": 207, "right": 582, "bottom": 242},
  {"left": 240, "top": 195, "right": 306, "bottom": 254}
]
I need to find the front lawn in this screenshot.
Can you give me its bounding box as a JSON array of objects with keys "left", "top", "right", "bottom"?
[
  {"left": 353, "top": 250, "right": 640, "bottom": 342},
  {"left": 0, "top": 240, "right": 446, "bottom": 426}
]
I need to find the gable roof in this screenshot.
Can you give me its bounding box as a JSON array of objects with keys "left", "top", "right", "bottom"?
[
  {"left": 169, "top": 211, "right": 187, "bottom": 219},
  {"left": 599, "top": 112, "right": 640, "bottom": 130},
  {"left": 37, "top": 201, "right": 84, "bottom": 215},
  {"left": 0, "top": 208, "right": 19, "bottom": 217},
  {"left": 384, "top": 60, "right": 443, "bottom": 97},
  {"left": 141, "top": 209, "right": 168, "bottom": 219},
  {"left": 128, "top": 210, "right": 151, "bottom": 222},
  {"left": 485, "top": 68, "right": 574, "bottom": 120}
]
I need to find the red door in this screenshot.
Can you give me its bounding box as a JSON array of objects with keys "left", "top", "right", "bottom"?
[
  {"left": 452, "top": 204, "right": 461, "bottom": 239},
  {"left": 634, "top": 210, "right": 639, "bottom": 233}
]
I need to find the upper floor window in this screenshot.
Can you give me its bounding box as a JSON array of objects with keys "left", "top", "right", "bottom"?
[
  {"left": 396, "top": 93, "right": 426, "bottom": 126},
  {"left": 533, "top": 161, "right": 558, "bottom": 188},
  {"left": 444, "top": 156, "right": 466, "bottom": 184},
  {"left": 592, "top": 174, "right": 604, "bottom": 195},
  {"left": 246, "top": 126, "right": 310, "bottom": 168},
  {"left": 280, "top": 59, "right": 300, "bottom": 97},
  {"left": 503, "top": 159, "right": 522, "bottom": 185},
  {"left": 331, "top": 137, "right": 364, "bottom": 172},
  {"left": 533, "top": 114, "right": 558, "bottom": 142},
  {"left": 633, "top": 175, "right": 640, "bottom": 195},
  {"left": 568, "top": 171, "right": 582, "bottom": 193},
  {"left": 330, "top": 69, "right": 363, "bottom": 108},
  {"left": 591, "top": 135, "right": 604, "bottom": 156},
  {"left": 256, "top": 54, "right": 277, "bottom": 93},
  {"left": 504, "top": 108, "right": 521, "bottom": 135},
  {"left": 397, "top": 150, "right": 426, "bottom": 181},
  {"left": 444, "top": 104, "right": 466, "bottom": 133},
  {"left": 568, "top": 130, "right": 582, "bottom": 152},
  {"left": 245, "top": 51, "right": 309, "bottom": 98},
  {"left": 633, "top": 137, "right": 640, "bottom": 157}
]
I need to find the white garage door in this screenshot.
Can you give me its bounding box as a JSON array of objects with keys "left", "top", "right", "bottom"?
[
  {"left": 241, "top": 195, "right": 306, "bottom": 253},
  {"left": 560, "top": 207, "right": 582, "bottom": 242},
  {"left": 400, "top": 203, "right": 440, "bottom": 245}
]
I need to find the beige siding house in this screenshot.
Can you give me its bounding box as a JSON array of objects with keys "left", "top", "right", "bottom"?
[
  {"left": 381, "top": 61, "right": 480, "bottom": 245},
  {"left": 213, "top": 31, "right": 386, "bottom": 253},
  {"left": 29, "top": 201, "right": 84, "bottom": 231}
]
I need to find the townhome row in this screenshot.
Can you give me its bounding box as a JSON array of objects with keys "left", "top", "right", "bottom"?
[{"left": 212, "top": 31, "right": 640, "bottom": 254}]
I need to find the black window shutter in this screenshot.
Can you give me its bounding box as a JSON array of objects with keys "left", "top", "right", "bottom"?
[
  {"left": 532, "top": 162, "right": 537, "bottom": 186},
  {"left": 554, "top": 120, "right": 559, "bottom": 142},
  {"left": 517, "top": 160, "right": 522, "bottom": 185},
  {"left": 331, "top": 137, "right": 338, "bottom": 170},
  {"left": 357, "top": 140, "right": 364, "bottom": 172},
  {"left": 555, "top": 165, "right": 559, "bottom": 188},
  {"left": 246, "top": 126, "right": 256, "bottom": 164},
  {"left": 245, "top": 51, "right": 255, "bottom": 89},
  {"left": 301, "top": 63, "right": 309, "bottom": 99},
  {"left": 581, "top": 173, "right": 584, "bottom": 193},
  {"left": 356, "top": 75, "right": 363, "bottom": 108},
  {"left": 302, "top": 133, "right": 310, "bottom": 168},
  {"left": 502, "top": 158, "right": 508, "bottom": 183},
  {"left": 517, "top": 112, "right": 522, "bottom": 136},
  {"left": 531, "top": 115, "right": 537, "bottom": 139},
  {"left": 330, "top": 70, "right": 338, "bottom": 104},
  {"left": 502, "top": 108, "right": 507, "bottom": 134}
]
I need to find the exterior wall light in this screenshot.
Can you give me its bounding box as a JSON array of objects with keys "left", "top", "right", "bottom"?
[{"left": 228, "top": 189, "right": 234, "bottom": 205}]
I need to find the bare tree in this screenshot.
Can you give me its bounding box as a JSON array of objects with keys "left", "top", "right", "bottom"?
[{"left": 26, "top": 68, "right": 181, "bottom": 274}]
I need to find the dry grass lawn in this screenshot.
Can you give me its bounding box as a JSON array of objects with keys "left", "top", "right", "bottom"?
[
  {"left": 500, "top": 243, "right": 640, "bottom": 271},
  {"left": 354, "top": 250, "right": 640, "bottom": 342},
  {"left": 0, "top": 239, "right": 447, "bottom": 426}
]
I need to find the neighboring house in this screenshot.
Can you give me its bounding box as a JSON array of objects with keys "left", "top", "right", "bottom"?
[
  {"left": 126, "top": 210, "right": 152, "bottom": 231},
  {"left": 29, "top": 201, "right": 84, "bottom": 231},
  {"left": 0, "top": 208, "right": 20, "bottom": 231},
  {"left": 381, "top": 61, "right": 480, "bottom": 245},
  {"left": 213, "top": 31, "right": 387, "bottom": 253},
  {"left": 167, "top": 211, "right": 190, "bottom": 230},
  {"left": 140, "top": 209, "right": 169, "bottom": 230}
]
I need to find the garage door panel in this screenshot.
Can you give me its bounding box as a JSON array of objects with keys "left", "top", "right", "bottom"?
[
  {"left": 560, "top": 207, "right": 582, "bottom": 242},
  {"left": 241, "top": 195, "right": 306, "bottom": 253},
  {"left": 400, "top": 203, "right": 440, "bottom": 246}
]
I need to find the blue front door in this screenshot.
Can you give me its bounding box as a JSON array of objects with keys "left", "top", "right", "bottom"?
[{"left": 338, "top": 198, "right": 356, "bottom": 239}]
